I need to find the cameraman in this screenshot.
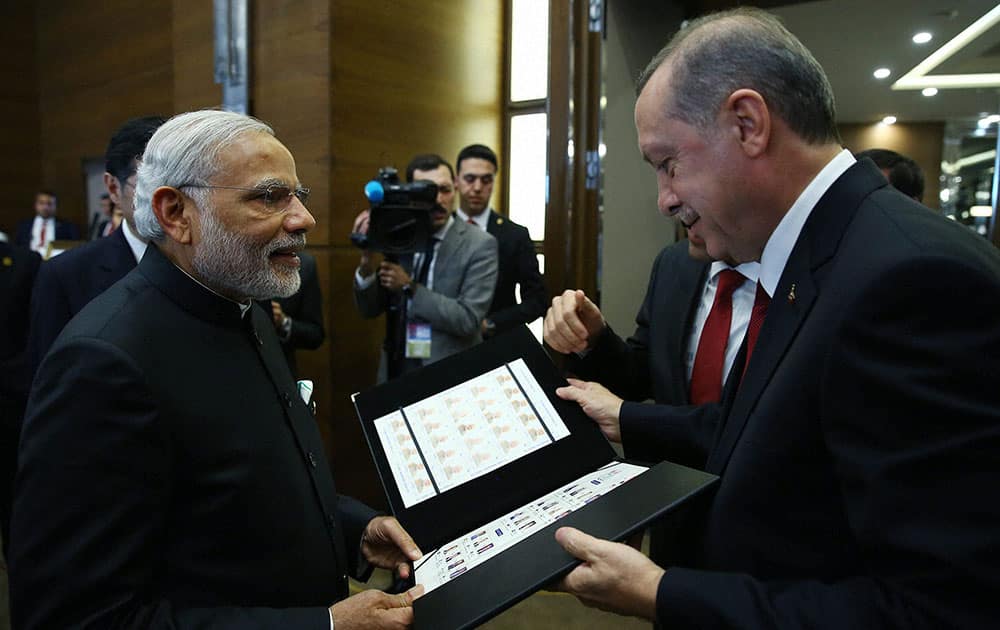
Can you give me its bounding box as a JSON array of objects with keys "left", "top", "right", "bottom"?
[{"left": 353, "top": 154, "right": 498, "bottom": 382}]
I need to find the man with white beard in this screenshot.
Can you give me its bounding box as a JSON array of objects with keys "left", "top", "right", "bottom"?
[{"left": 9, "top": 110, "right": 424, "bottom": 630}]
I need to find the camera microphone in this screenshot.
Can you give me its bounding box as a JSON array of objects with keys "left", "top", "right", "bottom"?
[{"left": 364, "top": 180, "right": 385, "bottom": 204}]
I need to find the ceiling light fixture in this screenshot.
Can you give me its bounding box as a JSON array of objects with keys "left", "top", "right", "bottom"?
[
  {"left": 893, "top": 5, "right": 1000, "bottom": 90},
  {"left": 922, "top": 87, "right": 938, "bottom": 96},
  {"left": 912, "top": 31, "right": 933, "bottom": 44},
  {"left": 970, "top": 206, "right": 994, "bottom": 218},
  {"left": 873, "top": 67, "right": 891, "bottom": 79},
  {"left": 881, "top": 115, "right": 897, "bottom": 125}
]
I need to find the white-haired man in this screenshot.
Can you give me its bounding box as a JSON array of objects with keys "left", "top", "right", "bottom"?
[{"left": 10, "top": 110, "right": 423, "bottom": 629}]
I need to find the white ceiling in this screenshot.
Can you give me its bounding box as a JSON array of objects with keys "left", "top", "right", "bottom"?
[{"left": 768, "top": 0, "right": 1000, "bottom": 124}]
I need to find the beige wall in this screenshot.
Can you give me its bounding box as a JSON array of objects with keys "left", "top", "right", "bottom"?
[{"left": 600, "top": 1, "right": 683, "bottom": 333}]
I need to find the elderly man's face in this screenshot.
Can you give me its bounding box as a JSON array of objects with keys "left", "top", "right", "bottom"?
[
  {"left": 189, "top": 132, "right": 316, "bottom": 301},
  {"left": 635, "top": 63, "right": 747, "bottom": 263}
]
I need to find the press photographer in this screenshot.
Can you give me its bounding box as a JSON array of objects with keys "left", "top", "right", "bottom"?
[{"left": 352, "top": 153, "right": 498, "bottom": 382}]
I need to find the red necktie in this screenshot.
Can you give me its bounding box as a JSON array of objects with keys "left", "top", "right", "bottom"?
[
  {"left": 690, "top": 269, "right": 746, "bottom": 404},
  {"left": 467, "top": 217, "right": 477, "bottom": 226},
  {"left": 37, "top": 220, "right": 47, "bottom": 249},
  {"left": 743, "top": 282, "right": 771, "bottom": 373}
]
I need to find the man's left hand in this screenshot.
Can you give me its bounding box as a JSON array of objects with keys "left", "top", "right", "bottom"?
[
  {"left": 362, "top": 516, "right": 423, "bottom": 580},
  {"left": 556, "top": 378, "right": 624, "bottom": 443},
  {"left": 554, "top": 526, "right": 663, "bottom": 621}
]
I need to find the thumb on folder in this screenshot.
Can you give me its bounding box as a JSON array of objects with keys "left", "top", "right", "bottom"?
[{"left": 553, "top": 526, "right": 664, "bottom": 621}]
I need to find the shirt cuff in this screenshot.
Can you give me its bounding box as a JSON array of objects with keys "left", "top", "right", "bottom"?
[{"left": 329, "top": 608, "right": 335, "bottom": 630}]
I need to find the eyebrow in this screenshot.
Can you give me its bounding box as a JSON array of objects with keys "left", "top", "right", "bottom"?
[{"left": 252, "top": 176, "right": 300, "bottom": 189}]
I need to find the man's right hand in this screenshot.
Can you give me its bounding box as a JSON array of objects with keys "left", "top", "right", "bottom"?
[
  {"left": 543, "top": 289, "right": 606, "bottom": 354},
  {"left": 329, "top": 585, "right": 423, "bottom": 630}
]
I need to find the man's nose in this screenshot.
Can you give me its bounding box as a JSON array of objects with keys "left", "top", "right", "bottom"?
[{"left": 285, "top": 196, "right": 316, "bottom": 232}]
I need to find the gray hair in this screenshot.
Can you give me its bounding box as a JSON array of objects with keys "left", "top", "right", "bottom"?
[
  {"left": 636, "top": 7, "right": 840, "bottom": 146},
  {"left": 132, "top": 110, "right": 274, "bottom": 241}
]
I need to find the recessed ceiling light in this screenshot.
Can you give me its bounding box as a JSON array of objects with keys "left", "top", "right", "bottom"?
[
  {"left": 873, "top": 67, "right": 891, "bottom": 79},
  {"left": 913, "top": 31, "right": 933, "bottom": 44},
  {"left": 881, "top": 116, "right": 898, "bottom": 125},
  {"left": 922, "top": 87, "right": 938, "bottom": 96}
]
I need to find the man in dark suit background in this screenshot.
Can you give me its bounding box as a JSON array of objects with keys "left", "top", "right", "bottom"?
[
  {"left": 14, "top": 191, "right": 79, "bottom": 254},
  {"left": 0, "top": 238, "right": 40, "bottom": 560},
  {"left": 267, "top": 248, "right": 325, "bottom": 378},
  {"left": 546, "top": 8, "right": 1000, "bottom": 627},
  {"left": 10, "top": 110, "right": 422, "bottom": 629},
  {"left": 855, "top": 147, "right": 925, "bottom": 202},
  {"left": 26, "top": 116, "right": 166, "bottom": 373},
  {"left": 454, "top": 144, "right": 547, "bottom": 337}
]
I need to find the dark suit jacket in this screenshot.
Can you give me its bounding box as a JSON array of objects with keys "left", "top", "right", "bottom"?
[
  {"left": 484, "top": 211, "right": 547, "bottom": 332},
  {"left": 14, "top": 216, "right": 79, "bottom": 247},
  {"left": 0, "top": 241, "right": 41, "bottom": 389},
  {"left": 0, "top": 240, "right": 41, "bottom": 558},
  {"left": 26, "top": 225, "right": 137, "bottom": 373},
  {"left": 10, "top": 243, "right": 375, "bottom": 629},
  {"left": 644, "top": 160, "right": 1000, "bottom": 628},
  {"left": 273, "top": 250, "right": 325, "bottom": 378},
  {"left": 568, "top": 239, "right": 708, "bottom": 465}
]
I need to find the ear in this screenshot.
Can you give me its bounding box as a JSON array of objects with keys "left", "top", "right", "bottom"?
[
  {"left": 724, "top": 89, "right": 770, "bottom": 158},
  {"left": 151, "top": 186, "right": 194, "bottom": 244},
  {"left": 104, "top": 172, "right": 121, "bottom": 206}
]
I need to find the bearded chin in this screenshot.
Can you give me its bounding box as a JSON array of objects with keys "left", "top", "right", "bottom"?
[{"left": 192, "top": 210, "right": 303, "bottom": 300}]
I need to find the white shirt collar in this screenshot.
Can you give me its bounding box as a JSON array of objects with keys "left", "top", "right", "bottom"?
[
  {"left": 709, "top": 259, "right": 761, "bottom": 284},
  {"left": 758, "top": 149, "right": 855, "bottom": 297},
  {"left": 122, "top": 221, "right": 148, "bottom": 263},
  {"left": 455, "top": 207, "right": 490, "bottom": 230}
]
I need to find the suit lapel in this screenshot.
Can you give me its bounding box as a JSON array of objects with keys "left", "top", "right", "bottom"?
[
  {"left": 705, "top": 161, "right": 889, "bottom": 474},
  {"left": 666, "top": 253, "right": 708, "bottom": 403},
  {"left": 97, "top": 228, "right": 138, "bottom": 289},
  {"left": 433, "top": 220, "right": 463, "bottom": 280}
]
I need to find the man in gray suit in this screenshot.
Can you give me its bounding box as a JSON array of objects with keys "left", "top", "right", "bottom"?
[{"left": 354, "top": 154, "right": 498, "bottom": 382}]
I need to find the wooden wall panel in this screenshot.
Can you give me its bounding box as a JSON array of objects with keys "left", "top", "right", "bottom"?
[
  {"left": 0, "top": 3, "right": 40, "bottom": 234},
  {"left": 173, "top": 0, "right": 220, "bottom": 112},
  {"left": 34, "top": 0, "right": 175, "bottom": 231}
]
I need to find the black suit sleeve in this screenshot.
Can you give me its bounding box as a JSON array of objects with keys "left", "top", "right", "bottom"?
[
  {"left": 10, "top": 338, "right": 332, "bottom": 629},
  {"left": 656, "top": 257, "right": 1000, "bottom": 628},
  {"left": 490, "top": 224, "right": 547, "bottom": 331}
]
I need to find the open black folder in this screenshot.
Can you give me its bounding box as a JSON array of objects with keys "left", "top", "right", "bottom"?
[{"left": 352, "top": 325, "right": 718, "bottom": 630}]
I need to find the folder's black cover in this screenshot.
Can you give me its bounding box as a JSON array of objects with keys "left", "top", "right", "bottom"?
[
  {"left": 353, "top": 326, "right": 719, "bottom": 629},
  {"left": 413, "top": 459, "right": 717, "bottom": 630}
]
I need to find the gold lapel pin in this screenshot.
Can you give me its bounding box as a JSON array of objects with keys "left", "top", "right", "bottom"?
[{"left": 787, "top": 283, "right": 796, "bottom": 303}]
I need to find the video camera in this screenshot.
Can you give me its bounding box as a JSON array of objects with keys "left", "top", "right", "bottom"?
[{"left": 350, "top": 166, "right": 438, "bottom": 255}]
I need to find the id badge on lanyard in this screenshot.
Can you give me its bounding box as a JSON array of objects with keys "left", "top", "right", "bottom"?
[{"left": 405, "top": 322, "right": 432, "bottom": 359}]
